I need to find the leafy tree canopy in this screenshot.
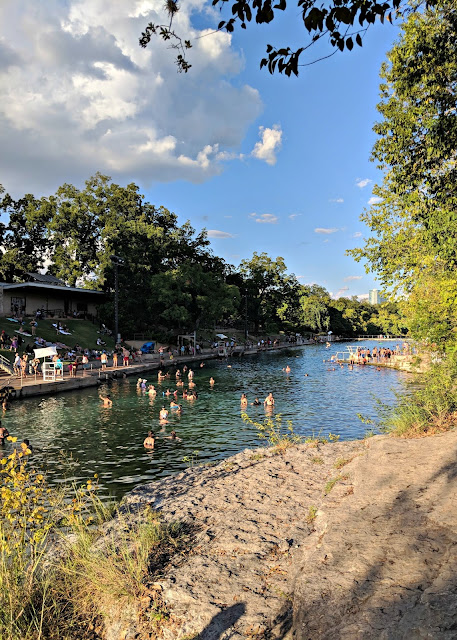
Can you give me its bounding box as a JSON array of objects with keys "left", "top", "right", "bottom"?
[
  {"left": 139, "top": 0, "right": 437, "bottom": 76},
  {"left": 348, "top": 0, "right": 457, "bottom": 348}
]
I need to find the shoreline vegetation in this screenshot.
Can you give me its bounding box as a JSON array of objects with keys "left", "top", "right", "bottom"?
[
  {"left": 2, "top": 357, "right": 457, "bottom": 640},
  {"left": 4, "top": 424, "right": 457, "bottom": 639}
]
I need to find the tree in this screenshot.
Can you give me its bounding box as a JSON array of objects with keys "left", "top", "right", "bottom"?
[
  {"left": 349, "top": 1, "right": 457, "bottom": 348},
  {"left": 0, "top": 189, "right": 52, "bottom": 282},
  {"left": 299, "top": 284, "right": 330, "bottom": 332},
  {"left": 238, "top": 252, "right": 297, "bottom": 333},
  {"left": 139, "top": 0, "right": 438, "bottom": 76},
  {"left": 149, "top": 259, "right": 240, "bottom": 333}
]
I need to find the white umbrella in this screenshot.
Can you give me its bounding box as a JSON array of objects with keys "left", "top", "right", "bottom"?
[
  {"left": 216, "top": 334, "right": 228, "bottom": 339},
  {"left": 34, "top": 346, "right": 57, "bottom": 359}
]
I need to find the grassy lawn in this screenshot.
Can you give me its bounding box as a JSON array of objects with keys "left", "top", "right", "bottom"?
[{"left": 0, "top": 317, "right": 115, "bottom": 362}]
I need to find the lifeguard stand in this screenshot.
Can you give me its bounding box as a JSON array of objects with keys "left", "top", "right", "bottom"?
[{"left": 42, "top": 362, "right": 56, "bottom": 381}]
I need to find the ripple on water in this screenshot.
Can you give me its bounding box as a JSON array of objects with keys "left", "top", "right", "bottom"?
[{"left": 3, "top": 342, "right": 410, "bottom": 499}]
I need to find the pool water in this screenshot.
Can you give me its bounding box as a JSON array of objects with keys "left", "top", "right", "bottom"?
[{"left": 2, "top": 342, "right": 410, "bottom": 499}]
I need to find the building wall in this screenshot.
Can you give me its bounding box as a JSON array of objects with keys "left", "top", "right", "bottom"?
[{"left": 0, "top": 288, "right": 100, "bottom": 318}]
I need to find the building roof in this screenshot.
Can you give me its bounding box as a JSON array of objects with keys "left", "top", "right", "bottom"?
[
  {"left": 0, "top": 282, "right": 104, "bottom": 295},
  {"left": 26, "top": 272, "right": 66, "bottom": 286}
]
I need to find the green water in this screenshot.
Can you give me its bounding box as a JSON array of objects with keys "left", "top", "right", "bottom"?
[{"left": 2, "top": 342, "right": 409, "bottom": 499}]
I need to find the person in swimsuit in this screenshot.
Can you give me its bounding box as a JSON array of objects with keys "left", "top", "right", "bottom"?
[
  {"left": 143, "top": 431, "right": 155, "bottom": 449},
  {"left": 0, "top": 423, "right": 9, "bottom": 444},
  {"left": 209, "top": 377, "right": 215, "bottom": 386},
  {"left": 251, "top": 397, "right": 261, "bottom": 406},
  {"left": 170, "top": 400, "right": 179, "bottom": 410},
  {"left": 164, "top": 430, "right": 181, "bottom": 441},
  {"left": 264, "top": 393, "right": 275, "bottom": 407},
  {"left": 240, "top": 393, "right": 248, "bottom": 408},
  {"left": 99, "top": 393, "right": 112, "bottom": 407},
  {"left": 159, "top": 407, "right": 169, "bottom": 420}
]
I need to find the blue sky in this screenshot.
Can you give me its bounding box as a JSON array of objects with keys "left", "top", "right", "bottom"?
[{"left": 0, "top": 0, "right": 399, "bottom": 298}]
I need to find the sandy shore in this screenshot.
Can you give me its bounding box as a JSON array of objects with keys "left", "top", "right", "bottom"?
[{"left": 102, "top": 428, "right": 457, "bottom": 639}]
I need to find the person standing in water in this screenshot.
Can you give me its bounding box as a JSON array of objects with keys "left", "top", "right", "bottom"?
[
  {"left": 240, "top": 393, "right": 248, "bottom": 408},
  {"left": 264, "top": 392, "right": 275, "bottom": 408},
  {"left": 143, "top": 431, "right": 155, "bottom": 449},
  {"left": 99, "top": 393, "right": 112, "bottom": 407}
]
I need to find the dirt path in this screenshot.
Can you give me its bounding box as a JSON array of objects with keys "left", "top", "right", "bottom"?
[{"left": 114, "top": 429, "right": 457, "bottom": 639}]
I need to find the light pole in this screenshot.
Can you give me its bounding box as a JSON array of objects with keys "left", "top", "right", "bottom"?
[
  {"left": 111, "top": 255, "right": 124, "bottom": 343},
  {"left": 244, "top": 289, "right": 248, "bottom": 340}
]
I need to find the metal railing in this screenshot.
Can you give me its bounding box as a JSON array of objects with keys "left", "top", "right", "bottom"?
[{"left": 0, "top": 354, "right": 14, "bottom": 375}]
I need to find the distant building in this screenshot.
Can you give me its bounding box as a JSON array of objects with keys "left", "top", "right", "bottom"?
[
  {"left": 369, "top": 289, "right": 385, "bottom": 305},
  {"left": 0, "top": 273, "right": 105, "bottom": 318}
]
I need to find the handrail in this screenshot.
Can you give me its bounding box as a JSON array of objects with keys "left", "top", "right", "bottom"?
[{"left": 0, "top": 354, "right": 14, "bottom": 375}]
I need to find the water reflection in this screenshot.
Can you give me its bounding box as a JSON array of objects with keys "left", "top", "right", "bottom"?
[{"left": 2, "top": 342, "right": 409, "bottom": 499}]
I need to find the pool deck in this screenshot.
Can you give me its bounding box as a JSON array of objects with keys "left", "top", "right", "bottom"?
[{"left": 3, "top": 342, "right": 312, "bottom": 400}]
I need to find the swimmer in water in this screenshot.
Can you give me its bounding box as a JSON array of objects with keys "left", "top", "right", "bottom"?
[
  {"left": 240, "top": 393, "right": 248, "bottom": 408},
  {"left": 0, "top": 422, "right": 9, "bottom": 444},
  {"left": 182, "top": 389, "right": 188, "bottom": 399},
  {"left": 170, "top": 400, "right": 179, "bottom": 410},
  {"left": 177, "top": 379, "right": 184, "bottom": 387},
  {"left": 304, "top": 373, "right": 309, "bottom": 377},
  {"left": 209, "top": 377, "right": 215, "bottom": 386},
  {"left": 148, "top": 385, "right": 157, "bottom": 396},
  {"left": 251, "top": 397, "right": 261, "bottom": 406},
  {"left": 188, "top": 380, "right": 195, "bottom": 389},
  {"left": 188, "top": 369, "right": 194, "bottom": 380},
  {"left": 264, "top": 393, "right": 275, "bottom": 408},
  {"left": 165, "top": 389, "right": 171, "bottom": 396},
  {"left": 173, "top": 389, "right": 178, "bottom": 398},
  {"left": 159, "top": 407, "right": 169, "bottom": 420},
  {"left": 164, "top": 430, "right": 182, "bottom": 442},
  {"left": 200, "top": 362, "right": 205, "bottom": 368},
  {"left": 143, "top": 431, "right": 155, "bottom": 449},
  {"left": 100, "top": 393, "right": 112, "bottom": 407},
  {"left": 175, "top": 369, "right": 181, "bottom": 379},
  {"left": 177, "top": 404, "right": 183, "bottom": 414}
]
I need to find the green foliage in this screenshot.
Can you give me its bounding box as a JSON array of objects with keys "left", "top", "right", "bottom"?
[
  {"left": 349, "top": 2, "right": 457, "bottom": 350},
  {"left": 241, "top": 412, "right": 302, "bottom": 452},
  {"left": 139, "top": 0, "right": 438, "bottom": 76},
  {"left": 0, "top": 447, "right": 188, "bottom": 639},
  {"left": 306, "top": 505, "right": 318, "bottom": 524},
  {"left": 324, "top": 475, "right": 343, "bottom": 495},
  {"left": 182, "top": 450, "right": 201, "bottom": 467},
  {"left": 381, "top": 354, "right": 457, "bottom": 437}
]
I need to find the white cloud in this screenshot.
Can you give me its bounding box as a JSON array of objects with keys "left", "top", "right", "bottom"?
[
  {"left": 344, "top": 275, "right": 363, "bottom": 282},
  {"left": 334, "top": 286, "right": 350, "bottom": 298},
  {"left": 356, "top": 178, "right": 372, "bottom": 189},
  {"left": 0, "top": 0, "right": 263, "bottom": 195},
  {"left": 314, "top": 227, "right": 339, "bottom": 234},
  {"left": 329, "top": 198, "right": 344, "bottom": 203},
  {"left": 223, "top": 215, "right": 233, "bottom": 219},
  {"left": 353, "top": 231, "right": 362, "bottom": 238},
  {"left": 251, "top": 125, "right": 282, "bottom": 166},
  {"left": 289, "top": 213, "right": 301, "bottom": 220},
  {"left": 207, "top": 229, "right": 235, "bottom": 238},
  {"left": 368, "top": 196, "right": 382, "bottom": 205},
  {"left": 249, "top": 213, "right": 278, "bottom": 224}
]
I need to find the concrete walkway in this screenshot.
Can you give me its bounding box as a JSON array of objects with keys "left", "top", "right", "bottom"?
[{"left": 4, "top": 343, "right": 307, "bottom": 400}]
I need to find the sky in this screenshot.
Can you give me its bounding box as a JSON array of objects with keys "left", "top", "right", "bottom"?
[{"left": 0, "top": 0, "right": 400, "bottom": 298}]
